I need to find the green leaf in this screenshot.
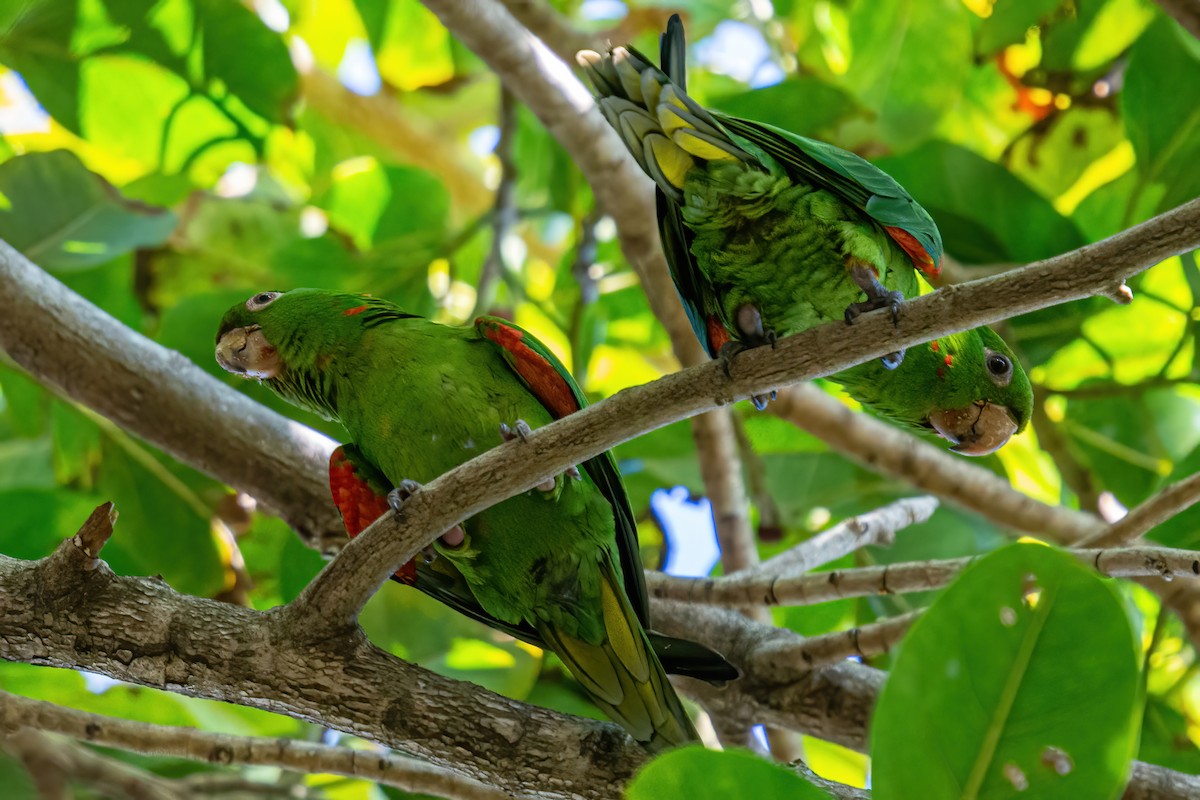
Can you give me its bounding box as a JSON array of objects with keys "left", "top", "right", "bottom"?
[
  {"left": 0, "top": 150, "right": 176, "bottom": 270},
  {"left": 1041, "top": 0, "right": 1154, "bottom": 73},
  {"left": 1121, "top": 17, "right": 1200, "bottom": 215},
  {"left": 874, "top": 140, "right": 1085, "bottom": 263},
  {"left": 354, "top": 0, "right": 455, "bottom": 91},
  {"left": 0, "top": 0, "right": 82, "bottom": 131},
  {"left": 318, "top": 158, "right": 448, "bottom": 252},
  {"left": 627, "top": 746, "right": 833, "bottom": 799},
  {"left": 0, "top": 488, "right": 99, "bottom": 560},
  {"left": 94, "top": 434, "right": 225, "bottom": 596},
  {"left": 195, "top": 0, "right": 298, "bottom": 124},
  {"left": 712, "top": 77, "right": 859, "bottom": 138},
  {"left": 976, "top": 0, "right": 1061, "bottom": 56},
  {"left": 844, "top": 0, "right": 973, "bottom": 148},
  {"left": 872, "top": 544, "right": 1140, "bottom": 800}
]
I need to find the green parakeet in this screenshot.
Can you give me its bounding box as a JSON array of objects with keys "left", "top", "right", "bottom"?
[
  {"left": 579, "top": 16, "right": 1033, "bottom": 455},
  {"left": 215, "top": 289, "right": 735, "bottom": 751}
]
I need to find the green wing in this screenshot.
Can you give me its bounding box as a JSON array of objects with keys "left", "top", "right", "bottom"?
[
  {"left": 714, "top": 114, "right": 944, "bottom": 270},
  {"left": 475, "top": 316, "right": 647, "bottom": 622}
]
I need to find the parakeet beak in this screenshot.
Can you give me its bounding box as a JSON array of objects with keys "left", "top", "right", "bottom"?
[
  {"left": 215, "top": 325, "right": 282, "bottom": 379},
  {"left": 928, "top": 402, "right": 1019, "bottom": 457}
]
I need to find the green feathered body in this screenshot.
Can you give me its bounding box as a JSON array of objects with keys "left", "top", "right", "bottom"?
[
  {"left": 334, "top": 322, "right": 614, "bottom": 640},
  {"left": 683, "top": 162, "right": 919, "bottom": 338},
  {"left": 216, "top": 289, "right": 698, "bottom": 751}
]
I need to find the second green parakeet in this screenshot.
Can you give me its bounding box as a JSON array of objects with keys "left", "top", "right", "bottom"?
[{"left": 579, "top": 16, "right": 1032, "bottom": 455}]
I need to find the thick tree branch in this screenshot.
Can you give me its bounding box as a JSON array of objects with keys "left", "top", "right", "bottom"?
[
  {"left": 0, "top": 240, "right": 343, "bottom": 554},
  {"left": 769, "top": 384, "right": 1106, "bottom": 543},
  {"left": 0, "top": 691, "right": 509, "bottom": 800},
  {"left": 3, "top": 510, "right": 1195, "bottom": 799},
  {"left": 0, "top": 517, "right": 646, "bottom": 799}
]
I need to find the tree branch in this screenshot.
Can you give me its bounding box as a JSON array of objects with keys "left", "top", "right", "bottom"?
[
  {"left": 0, "top": 512, "right": 646, "bottom": 800},
  {"left": 769, "top": 384, "right": 1106, "bottom": 543},
  {"left": 647, "top": 545, "right": 1200, "bottom": 607},
  {"left": 0, "top": 690, "right": 509, "bottom": 800},
  {"left": 0, "top": 240, "right": 343, "bottom": 554},
  {"left": 757, "top": 497, "right": 939, "bottom": 577},
  {"left": 1084, "top": 472, "right": 1200, "bottom": 548},
  {"left": 3, "top": 509, "right": 1196, "bottom": 799},
  {"left": 3, "top": 728, "right": 185, "bottom": 800}
]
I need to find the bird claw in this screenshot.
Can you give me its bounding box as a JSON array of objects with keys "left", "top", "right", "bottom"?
[
  {"left": 717, "top": 337, "right": 775, "bottom": 410},
  {"left": 499, "top": 419, "right": 533, "bottom": 443},
  {"left": 387, "top": 479, "right": 466, "bottom": 549},
  {"left": 880, "top": 349, "right": 905, "bottom": 370},
  {"left": 845, "top": 263, "right": 904, "bottom": 327}
]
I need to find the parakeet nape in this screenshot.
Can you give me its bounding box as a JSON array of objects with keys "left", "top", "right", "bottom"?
[
  {"left": 579, "top": 16, "right": 1032, "bottom": 456},
  {"left": 215, "top": 289, "right": 736, "bottom": 752}
]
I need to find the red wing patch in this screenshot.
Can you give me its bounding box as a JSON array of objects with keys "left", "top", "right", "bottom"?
[
  {"left": 477, "top": 319, "right": 580, "bottom": 419},
  {"left": 706, "top": 315, "right": 732, "bottom": 355},
  {"left": 343, "top": 305, "right": 369, "bottom": 316},
  {"left": 329, "top": 447, "right": 417, "bottom": 585},
  {"left": 884, "top": 225, "right": 940, "bottom": 279}
]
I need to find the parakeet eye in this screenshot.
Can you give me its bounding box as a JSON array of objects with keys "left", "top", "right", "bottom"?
[
  {"left": 985, "top": 349, "right": 1012, "bottom": 386},
  {"left": 246, "top": 291, "right": 282, "bottom": 311}
]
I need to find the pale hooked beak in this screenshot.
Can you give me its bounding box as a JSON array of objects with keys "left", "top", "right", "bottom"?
[
  {"left": 215, "top": 326, "right": 281, "bottom": 379},
  {"left": 929, "top": 402, "right": 1019, "bottom": 457}
]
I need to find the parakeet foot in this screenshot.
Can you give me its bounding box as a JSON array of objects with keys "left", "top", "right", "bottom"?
[
  {"left": 845, "top": 263, "right": 905, "bottom": 368},
  {"left": 880, "top": 349, "right": 905, "bottom": 370},
  {"left": 387, "top": 479, "right": 466, "bottom": 549},
  {"left": 734, "top": 303, "right": 777, "bottom": 348},
  {"left": 716, "top": 340, "right": 775, "bottom": 410},
  {"left": 845, "top": 263, "right": 904, "bottom": 325},
  {"left": 499, "top": 420, "right": 580, "bottom": 492}
]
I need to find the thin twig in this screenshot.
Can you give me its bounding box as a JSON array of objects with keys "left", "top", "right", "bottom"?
[
  {"left": 749, "top": 610, "right": 923, "bottom": 677},
  {"left": 647, "top": 545, "right": 1200, "bottom": 607},
  {"left": 3, "top": 728, "right": 185, "bottom": 800},
  {"left": 756, "top": 497, "right": 939, "bottom": 577},
  {"left": 471, "top": 88, "right": 519, "bottom": 318}
]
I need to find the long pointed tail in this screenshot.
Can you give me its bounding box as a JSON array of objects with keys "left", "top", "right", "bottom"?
[
  {"left": 577, "top": 15, "right": 748, "bottom": 204},
  {"left": 536, "top": 557, "right": 699, "bottom": 752}
]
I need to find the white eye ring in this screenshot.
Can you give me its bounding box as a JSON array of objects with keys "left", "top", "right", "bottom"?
[
  {"left": 984, "top": 348, "right": 1013, "bottom": 387},
  {"left": 246, "top": 291, "right": 282, "bottom": 311}
]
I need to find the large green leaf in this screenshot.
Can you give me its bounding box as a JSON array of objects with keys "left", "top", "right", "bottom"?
[
  {"left": 0, "top": 150, "right": 176, "bottom": 270},
  {"left": 0, "top": 0, "right": 83, "bottom": 131},
  {"left": 195, "top": 0, "right": 297, "bottom": 124},
  {"left": 627, "top": 747, "right": 833, "bottom": 799},
  {"left": 976, "top": 0, "right": 1063, "bottom": 56},
  {"left": 844, "top": 0, "right": 973, "bottom": 148},
  {"left": 874, "top": 140, "right": 1085, "bottom": 264},
  {"left": 712, "top": 77, "right": 860, "bottom": 138},
  {"left": 872, "top": 544, "right": 1140, "bottom": 800},
  {"left": 1121, "top": 17, "right": 1200, "bottom": 215},
  {"left": 94, "top": 433, "right": 225, "bottom": 597}
]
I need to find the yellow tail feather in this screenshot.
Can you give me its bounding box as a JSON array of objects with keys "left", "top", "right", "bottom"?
[{"left": 536, "top": 558, "right": 699, "bottom": 752}]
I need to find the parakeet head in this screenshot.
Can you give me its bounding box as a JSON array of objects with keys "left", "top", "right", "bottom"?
[
  {"left": 215, "top": 288, "right": 415, "bottom": 418},
  {"left": 833, "top": 325, "right": 1033, "bottom": 456},
  {"left": 922, "top": 326, "right": 1032, "bottom": 456}
]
